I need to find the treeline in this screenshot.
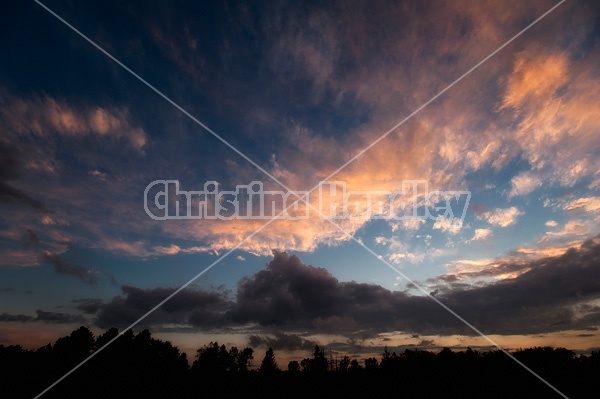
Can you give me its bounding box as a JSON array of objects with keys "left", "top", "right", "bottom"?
[{"left": 0, "top": 326, "right": 598, "bottom": 398}]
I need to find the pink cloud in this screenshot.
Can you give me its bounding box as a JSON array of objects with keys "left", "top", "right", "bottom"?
[
  {"left": 1, "top": 93, "right": 147, "bottom": 149},
  {"left": 478, "top": 207, "right": 523, "bottom": 227},
  {"left": 470, "top": 228, "right": 493, "bottom": 242}
]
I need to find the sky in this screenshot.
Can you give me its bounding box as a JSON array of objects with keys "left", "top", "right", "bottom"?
[{"left": 1, "top": 0, "right": 600, "bottom": 366}]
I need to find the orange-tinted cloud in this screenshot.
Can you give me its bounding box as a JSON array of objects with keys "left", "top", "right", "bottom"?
[{"left": 1, "top": 93, "right": 147, "bottom": 149}]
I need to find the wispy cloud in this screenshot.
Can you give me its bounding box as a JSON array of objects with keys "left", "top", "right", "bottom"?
[
  {"left": 0, "top": 142, "right": 50, "bottom": 212},
  {"left": 499, "top": 44, "right": 600, "bottom": 188},
  {"left": 564, "top": 197, "right": 600, "bottom": 214},
  {"left": 41, "top": 251, "right": 98, "bottom": 286},
  {"left": 0, "top": 93, "right": 147, "bottom": 150}
]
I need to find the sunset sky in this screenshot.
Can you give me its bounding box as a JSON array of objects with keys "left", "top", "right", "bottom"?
[{"left": 1, "top": 0, "right": 600, "bottom": 366}]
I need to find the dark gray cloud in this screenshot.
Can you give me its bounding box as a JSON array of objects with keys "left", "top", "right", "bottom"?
[
  {"left": 41, "top": 251, "right": 98, "bottom": 286},
  {"left": 35, "top": 310, "right": 86, "bottom": 324},
  {"left": 80, "top": 238, "right": 600, "bottom": 338},
  {"left": 229, "top": 250, "right": 457, "bottom": 334},
  {"left": 0, "top": 141, "right": 49, "bottom": 212},
  {"left": 95, "top": 285, "right": 232, "bottom": 329},
  {"left": 0, "top": 313, "right": 34, "bottom": 322},
  {"left": 21, "top": 229, "right": 39, "bottom": 248},
  {"left": 230, "top": 244, "right": 600, "bottom": 336},
  {"left": 72, "top": 298, "right": 104, "bottom": 314},
  {"left": 0, "top": 310, "right": 85, "bottom": 324},
  {"left": 440, "top": 236, "right": 600, "bottom": 334}
]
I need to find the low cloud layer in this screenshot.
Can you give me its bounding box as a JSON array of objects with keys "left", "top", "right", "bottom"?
[
  {"left": 22, "top": 238, "right": 595, "bottom": 339},
  {"left": 0, "top": 310, "right": 85, "bottom": 324},
  {"left": 95, "top": 285, "right": 233, "bottom": 329},
  {"left": 248, "top": 331, "right": 317, "bottom": 351},
  {"left": 230, "top": 246, "right": 600, "bottom": 335}
]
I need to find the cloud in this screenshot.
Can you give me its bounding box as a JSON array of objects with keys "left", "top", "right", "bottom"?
[
  {"left": 564, "top": 197, "right": 600, "bottom": 214},
  {"left": 88, "top": 169, "right": 108, "bottom": 181},
  {"left": 537, "top": 220, "right": 592, "bottom": 244},
  {"left": 156, "top": 19, "right": 589, "bottom": 258},
  {"left": 64, "top": 238, "right": 600, "bottom": 339},
  {"left": 546, "top": 220, "right": 558, "bottom": 227},
  {"left": 234, "top": 243, "right": 600, "bottom": 335},
  {"left": 478, "top": 207, "right": 523, "bottom": 227},
  {"left": 509, "top": 172, "right": 542, "bottom": 198},
  {"left": 0, "top": 93, "right": 147, "bottom": 150},
  {"left": 270, "top": 10, "right": 338, "bottom": 96},
  {"left": 499, "top": 44, "right": 600, "bottom": 188},
  {"left": 0, "top": 1, "right": 597, "bottom": 295},
  {"left": 21, "top": 229, "right": 39, "bottom": 248},
  {"left": 41, "top": 251, "right": 98, "bottom": 286},
  {"left": 133, "top": 2, "right": 554, "bottom": 257},
  {"left": 373, "top": 235, "right": 428, "bottom": 265},
  {"left": 395, "top": 218, "right": 426, "bottom": 231},
  {"left": 248, "top": 331, "right": 317, "bottom": 351},
  {"left": 35, "top": 310, "right": 86, "bottom": 324},
  {"left": 433, "top": 256, "right": 530, "bottom": 288},
  {"left": 432, "top": 219, "right": 463, "bottom": 235},
  {"left": 0, "top": 310, "right": 85, "bottom": 324},
  {"left": 1, "top": 2, "right": 594, "bottom": 262},
  {"left": 500, "top": 51, "right": 569, "bottom": 112},
  {"left": 442, "top": 235, "right": 600, "bottom": 334},
  {"left": 99, "top": 240, "right": 152, "bottom": 258},
  {"left": 72, "top": 298, "right": 104, "bottom": 315},
  {"left": 95, "top": 285, "right": 233, "bottom": 329},
  {"left": 0, "top": 247, "right": 41, "bottom": 268},
  {"left": 154, "top": 244, "right": 181, "bottom": 255},
  {"left": 0, "top": 313, "right": 34, "bottom": 322},
  {"left": 469, "top": 228, "right": 493, "bottom": 242},
  {"left": 0, "top": 141, "right": 50, "bottom": 212},
  {"left": 230, "top": 251, "right": 346, "bottom": 327}
]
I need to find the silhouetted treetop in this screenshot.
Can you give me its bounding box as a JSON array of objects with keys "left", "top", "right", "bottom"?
[
  {"left": 191, "top": 341, "right": 253, "bottom": 374},
  {"left": 259, "top": 347, "right": 279, "bottom": 373},
  {"left": 2, "top": 326, "right": 597, "bottom": 399}
]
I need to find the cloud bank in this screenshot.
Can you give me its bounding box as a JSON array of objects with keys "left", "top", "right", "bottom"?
[{"left": 26, "top": 239, "right": 596, "bottom": 339}]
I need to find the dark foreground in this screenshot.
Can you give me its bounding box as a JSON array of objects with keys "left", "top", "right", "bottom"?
[{"left": 1, "top": 326, "right": 597, "bottom": 398}]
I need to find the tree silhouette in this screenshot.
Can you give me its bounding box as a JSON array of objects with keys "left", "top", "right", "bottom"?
[
  {"left": 3, "top": 326, "right": 597, "bottom": 398},
  {"left": 311, "top": 345, "right": 328, "bottom": 373},
  {"left": 339, "top": 355, "right": 350, "bottom": 372},
  {"left": 364, "top": 357, "right": 378, "bottom": 370},
  {"left": 191, "top": 341, "right": 253, "bottom": 375},
  {"left": 287, "top": 360, "right": 300, "bottom": 372},
  {"left": 348, "top": 358, "right": 362, "bottom": 371},
  {"left": 259, "top": 347, "right": 279, "bottom": 373},
  {"left": 380, "top": 346, "right": 392, "bottom": 370},
  {"left": 53, "top": 326, "right": 95, "bottom": 367}
]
